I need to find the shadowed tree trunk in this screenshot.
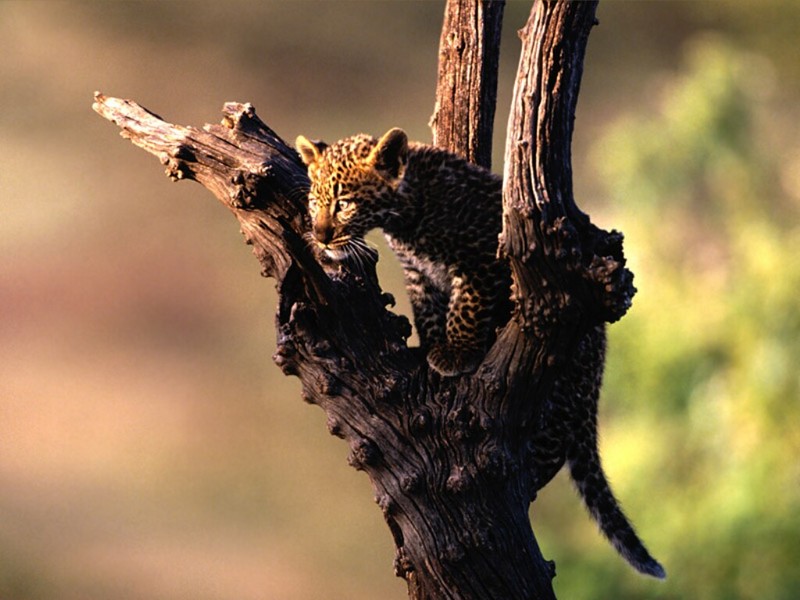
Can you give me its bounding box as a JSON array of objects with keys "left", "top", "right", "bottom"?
[{"left": 93, "top": 1, "right": 634, "bottom": 598}]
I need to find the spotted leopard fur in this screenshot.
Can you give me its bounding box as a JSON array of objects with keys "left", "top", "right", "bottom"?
[
  {"left": 296, "top": 128, "right": 510, "bottom": 377},
  {"left": 296, "top": 128, "right": 665, "bottom": 578},
  {"left": 532, "top": 325, "right": 666, "bottom": 579}
]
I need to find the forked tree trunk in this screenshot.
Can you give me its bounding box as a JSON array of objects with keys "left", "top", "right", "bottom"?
[{"left": 93, "top": 1, "right": 633, "bottom": 598}]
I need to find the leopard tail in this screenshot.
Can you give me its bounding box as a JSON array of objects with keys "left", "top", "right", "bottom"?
[{"left": 567, "top": 437, "right": 666, "bottom": 579}]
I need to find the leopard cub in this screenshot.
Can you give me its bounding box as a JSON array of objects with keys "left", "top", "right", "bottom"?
[
  {"left": 296, "top": 128, "right": 510, "bottom": 376},
  {"left": 296, "top": 129, "right": 666, "bottom": 578}
]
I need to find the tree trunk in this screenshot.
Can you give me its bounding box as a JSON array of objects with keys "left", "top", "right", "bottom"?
[{"left": 93, "top": 1, "right": 633, "bottom": 598}]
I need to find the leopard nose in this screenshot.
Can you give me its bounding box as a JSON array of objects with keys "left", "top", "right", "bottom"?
[{"left": 314, "top": 223, "right": 334, "bottom": 244}]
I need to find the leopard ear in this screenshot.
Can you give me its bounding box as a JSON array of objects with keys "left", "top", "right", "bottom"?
[
  {"left": 295, "top": 135, "right": 328, "bottom": 166},
  {"left": 369, "top": 128, "right": 408, "bottom": 182}
]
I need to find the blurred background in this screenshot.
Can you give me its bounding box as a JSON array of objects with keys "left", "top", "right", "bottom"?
[{"left": 1, "top": 1, "right": 799, "bottom": 598}]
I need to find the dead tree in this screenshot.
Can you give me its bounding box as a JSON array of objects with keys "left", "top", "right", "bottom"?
[{"left": 94, "top": 1, "right": 635, "bottom": 598}]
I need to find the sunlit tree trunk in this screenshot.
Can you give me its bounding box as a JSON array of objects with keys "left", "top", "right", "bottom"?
[{"left": 431, "top": 0, "right": 505, "bottom": 169}]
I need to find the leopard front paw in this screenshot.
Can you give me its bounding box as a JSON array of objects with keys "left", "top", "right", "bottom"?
[{"left": 427, "top": 344, "right": 483, "bottom": 376}]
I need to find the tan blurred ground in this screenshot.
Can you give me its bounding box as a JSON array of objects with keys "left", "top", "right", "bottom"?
[{"left": 0, "top": 2, "right": 436, "bottom": 597}]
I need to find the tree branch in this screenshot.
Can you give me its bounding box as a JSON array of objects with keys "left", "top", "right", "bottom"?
[
  {"left": 501, "top": 2, "right": 633, "bottom": 324},
  {"left": 430, "top": 0, "right": 505, "bottom": 168}
]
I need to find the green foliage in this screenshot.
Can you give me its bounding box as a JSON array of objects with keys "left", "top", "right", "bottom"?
[{"left": 550, "top": 36, "right": 800, "bottom": 599}]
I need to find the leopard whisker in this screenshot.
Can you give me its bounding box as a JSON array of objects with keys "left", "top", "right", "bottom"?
[
  {"left": 337, "top": 238, "right": 376, "bottom": 273},
  {"left": 345, "top": 242, "right": 366, "bottom": 273},
  {"left": 354, "top": 237, "right": 379, "bottom": 253},
  {"left": 350, "top": 238, "right": 378, "bottom": 265}
]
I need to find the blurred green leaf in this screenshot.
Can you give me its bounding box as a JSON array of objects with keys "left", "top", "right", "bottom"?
[{"left": 549, "top": 35, "right": 800, "bottom": 600}]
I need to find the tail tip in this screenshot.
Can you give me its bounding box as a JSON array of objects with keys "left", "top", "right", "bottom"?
[{"left": 639, "top": 559, "right": 667, "bottom": 580}]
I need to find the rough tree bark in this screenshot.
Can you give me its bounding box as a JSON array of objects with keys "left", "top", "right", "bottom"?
[
  {"left": 94, "top": 1, "right": 633, "bottom": 598},
  {"left": 430, "top": 0, "right": 505, "bottom": 168}
]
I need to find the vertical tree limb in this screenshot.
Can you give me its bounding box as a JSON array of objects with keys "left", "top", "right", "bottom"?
[
  {"left": 431, "top": 0, "right": 505, "bottom": 168},
  {"left": 502, "top": 1, "right": 631, "bottom": 327}
]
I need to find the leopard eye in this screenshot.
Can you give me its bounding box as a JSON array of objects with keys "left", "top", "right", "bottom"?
[
  {"left": 337, "top": 199, "right": 351, "bottom": 211},
  {"left": 308, "top": 198, "right": 319, "bottom": 214}
]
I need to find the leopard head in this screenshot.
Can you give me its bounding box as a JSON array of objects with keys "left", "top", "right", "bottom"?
[{"left": 296, "top": 128, "right": 408, "bottom": 261}]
